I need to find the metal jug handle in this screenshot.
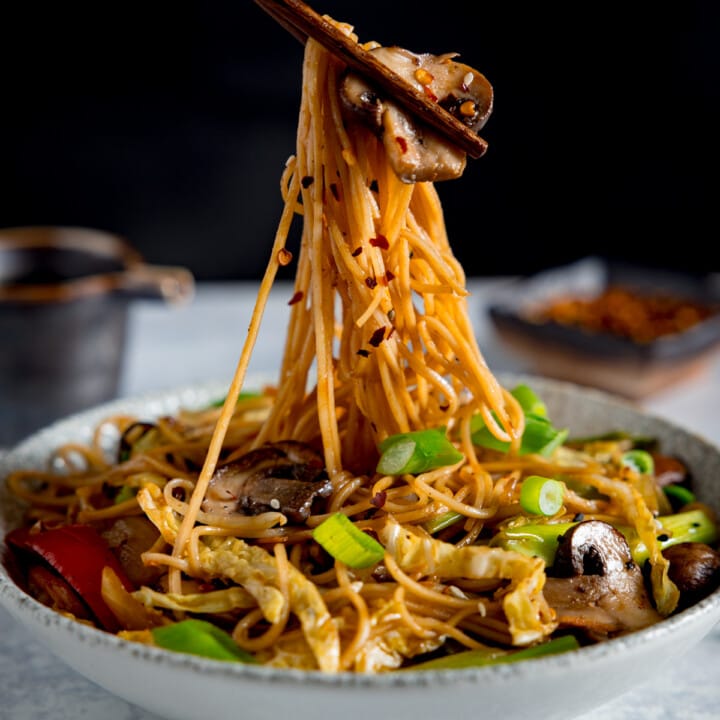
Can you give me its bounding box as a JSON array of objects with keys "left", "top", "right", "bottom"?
[{"left": 115, "top": 264, "right": 195, "bottom": 304}]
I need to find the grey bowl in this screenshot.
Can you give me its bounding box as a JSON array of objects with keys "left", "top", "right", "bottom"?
[{"left": 1, "top": 375, "right": 719, "bottom": 720}]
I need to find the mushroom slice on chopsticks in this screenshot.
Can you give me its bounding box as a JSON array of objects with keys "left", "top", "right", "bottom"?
[{"left": 341, "top": 46, "right": 493, "bottom": 182}]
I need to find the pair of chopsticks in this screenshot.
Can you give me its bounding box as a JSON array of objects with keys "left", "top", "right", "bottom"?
[{"left": 252, "top": 0, "right": 489, "bottom": 158}]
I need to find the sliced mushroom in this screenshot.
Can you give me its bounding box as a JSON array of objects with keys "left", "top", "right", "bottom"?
[
  {"left": 663, "top": 542, "right": 720, "bottom": 610},
  {"left": 652, "top": 453, "right": 691, "bottom": 487},
  {"left": 543, "top": 520, "right": 662, "bottom": 636},
  {"left": 26, "top": 564, "right": 92, "bottom": 620},
  {"left": 381, "top": 103, "right": 467, "bottom": 183},
  {"left": 101, "top": 516, "right": 163, "bottom": 587},
  {"left": 201, "top": 441, "right": 332, "bottom": 524},
  {"left": 340, "top": 46, "right": 493, "bottom": 183}
]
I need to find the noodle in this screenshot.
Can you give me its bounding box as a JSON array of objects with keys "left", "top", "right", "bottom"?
[{"left": 5, "top": 15, "right": 718, "bottom": 675}]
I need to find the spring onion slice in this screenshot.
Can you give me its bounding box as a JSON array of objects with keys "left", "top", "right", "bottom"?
[
  {"left": 376, "top": 427, "right": 463, "bottom": 476},
  {"left": 410, "top": 634, "right": 580, "bottom": 670},
  {"left": 520, "top": 475, "right": 565, "bottom": 516},
  {"left": 151, "top": 619, "right": 256, "bottom": 663},
  {"left": 621, "top": 449, "right": 655, "bottom": 475},
  {"left": 494, "top": 521, "right": 575, "bottom": 566},
  {"left": 663, "top": 483, "right": 696, "bottom": 509},
  {"left": 471, "top": 384, "right": 566, "bottom": 456},
  {"left": 424, "top": 510, "right": 464, "bottom": 534},
  {"left": 472, "top": 412, "right": 568, "bottom": 457},
  {"left": 627, "top": 508, "right": 718, "bottom": 562},
  {"left": 511, "top": 383, "right": 547, "bottom": 417},
  {"left": 312, "top": 513, "right": 385, "bottom": 568},
  {"left": 209, "top": 390, "right": 261, "bottom": 408},
  {"left": 114, "top": 485, "right": 137, "bottom": 505}
]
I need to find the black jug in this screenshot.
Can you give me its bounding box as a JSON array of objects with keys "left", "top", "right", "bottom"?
[{"left": 0, "top": 226, "right": 194, "bottom": 446}]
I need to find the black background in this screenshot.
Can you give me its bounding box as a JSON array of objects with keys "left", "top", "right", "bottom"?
[{"left": 1, "top": 1, "right": 717, "bottom": 281}]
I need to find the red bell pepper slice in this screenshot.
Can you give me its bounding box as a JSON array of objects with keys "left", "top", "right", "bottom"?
[{"left": 6, "top": 524, "right": 135, "bottom": 631}]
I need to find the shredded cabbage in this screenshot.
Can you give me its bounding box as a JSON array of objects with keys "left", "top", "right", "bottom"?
[
  {"left": 137, "top": 484, "right": 341, "bottom": 671},
  {"left": 378, "top": 518, "right": 557, "bottom": 645}
]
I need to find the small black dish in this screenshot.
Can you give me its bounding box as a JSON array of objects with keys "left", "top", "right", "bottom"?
[{"left": 487, "top": 257, "right": 720, "bottom": 399}]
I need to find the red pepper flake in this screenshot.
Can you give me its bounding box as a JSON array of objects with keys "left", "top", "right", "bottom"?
[
  {"left": 277, "top": 248, "right": 293, "bottom": 266},
  {"left": 329, "top": 182, "right": 341, "bottom": 201},
  {"left": 395, "top": 136, "right": 408, "bottom": 154},
  {"left": 369, "top": 179, "right": 379, "bottom": 193},
  {"left": 351, "top": 247, "right": 363, "bottom": 257},
  {"left": 197, "top": 581, "right": 219, "bottom": 593},
  {"left": 369, "top": 327, "right": 386, "bottom": 347},
  {"left": 365, "top": 277, "right": 378, "bottom": 289},
  {"left": 301, "top": 176, "right": 314, "bottom": 188},
  {"left": 423, "top": 85, "right": 438, "bottom": 102},
  {"left": 369, "top": 234, "right": 389, "bottom": 250},
  {"left": 288, "top": 290, "right": 304, "bottom": 306},
  {"left": 370, "top": 490, "right": 387, "bottom": 508},
  {"left": 357, "top": 348, "right": 370, "bottom": 358},
  {"left": 385, "top": 270, "right": 395, "bottom": 282}
]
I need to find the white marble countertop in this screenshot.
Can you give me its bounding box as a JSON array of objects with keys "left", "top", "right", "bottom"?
[{"left": 2, "top": 278, "right": 719, "bottom": 719}]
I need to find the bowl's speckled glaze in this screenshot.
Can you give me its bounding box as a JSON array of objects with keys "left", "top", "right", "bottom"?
[{"left": 2, "top": 375, "right": 719, "bottom": 720}]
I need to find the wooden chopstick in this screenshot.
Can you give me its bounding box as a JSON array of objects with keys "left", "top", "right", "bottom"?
[{"left": 253, "top": 0, "right": 489, "bottom": 158}]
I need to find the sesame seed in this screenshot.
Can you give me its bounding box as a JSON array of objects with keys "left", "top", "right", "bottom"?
[
  {"left": 463, "top": 72, "right": 474, "bottom": 87},
  {"left": 270, "top": 498, "right": 281, "bottom": 509},
  {"left": 447, "top": 585, "right": 468, "bottom": 599}
]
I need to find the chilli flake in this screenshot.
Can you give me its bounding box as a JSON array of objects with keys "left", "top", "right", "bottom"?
[{"left": 369, "top": 327, "right": 386, "bottom": 347}]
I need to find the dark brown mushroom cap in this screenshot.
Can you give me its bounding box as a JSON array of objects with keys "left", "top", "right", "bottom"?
[
  {"left": 663, "top": 542, "right": 720, "bottom": 610},
  {"left": 341, "top": 47, "right": 492, "bottom": 132},
  {"left": 652, "top": 453, "right": 691, "bottom": 487},
  {"left": 201, "top": 441, "right": 332, "bottom": 524}
]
